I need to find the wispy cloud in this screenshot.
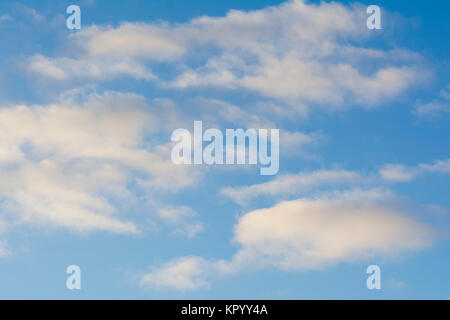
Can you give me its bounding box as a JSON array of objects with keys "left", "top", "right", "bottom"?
[
  {"left": 221, "top": 159, "right": 450, "bottom": 205},
  {"left": 380, "top": 159, "right": 450, "bottom": 182},
  {"left": 27, "top": 55, "right": 155, "bottom": 81},
  {"left": 157, "top": 206, "right": 205, "bottom": 239},
  {"left": 139, "top": 256, "right": 216, "bottom": 290},
  {"left": 0, "top": 14, "right": 12, "bottom": 22},
  {"left": 415, "top": 85, "right": 450, "bottom": 120},
  {"left": 221, "top": 169, "right": 366, "bottom": 204}
]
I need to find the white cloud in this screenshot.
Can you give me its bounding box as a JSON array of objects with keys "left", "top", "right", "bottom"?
[
  {"left": 0, "top": 221, "right": 10, "bottom": 257},
  {"left": 380, "top": 159, "right": 450, "bottom": 182},
  {"left": 75, "top": 24, "right": 186, "bottom": 61},
  {"left": 19, "top": 5, "right": 44, "bottom": 22},
  {"left": 165, "top": 1, "right": 422, "bottom": 108},
  {"left": 0, "top": 90, "right": 197, "bottom": 235},
  {"left": 139, "top": 256, "right": 215, "bottom": 290},
  {"left": 157, "top": 206, "right": 205, "bottom": 238},
  {"left": 157, "top": 206, "right": 197, "bottom": 224},
  {"left": 0, "top": 14, "right": 12, "bottom": 22},
  {"left": 221, "top": 169, "right": 364, "bottom": 204},
  {"left": 386, "top": 278, "right": 408, "bottom": 289},
  {"left": 27, "top": 55, "right": 155, "bottom": 81},
  {"left": 140, "top": 189, "right": 434, "bottom": 290},
  {"left": 179, "top": 97, "right": 321, "bottom": 158},
  {"left": 229, "top": 191, "right": 434, "bottom": 270},
  {"left": 379, "top": 164, "right": 416, "bottom": 182},
  {"left": 415, "top": 102, "right": 450, "bottom": 120},
  {"left": 189, "top": 97, "right": 274, "bottom": 128},
  {"left": 419, "top": 159, "right": 450, "bottom": 173},
  {"left": 26, "top": 0, "right": 424, "bottom": 112},
  {"left": 440, "top": 85, "right": 450, "bottom": 100},
  {"left": 0, "top": 241, "right": 10, "bottom": 257},
  {"left": 279, "top": 130, "right": 323, "bottom": 158},
  {"left": 414, "top": 84, "right": 450, "bottom": 120},
  {"left": 25, "top": 22, "right": 183, "bottom": 83},
  {"left": 173, "top": 222, "right": 205, "bottom": 239},
  {"left": 221, "top": 159, "right": 450, "bottom": 205}
]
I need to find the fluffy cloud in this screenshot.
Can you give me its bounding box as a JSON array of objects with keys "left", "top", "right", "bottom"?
[
  {"left": 230, "top": 192, "right": 434, "bottom": 270},
  {"left": 26, "top": 0, "right": 423, "bottom": 112},
  {"left": 0, "top": 90, "right": 197, "bottom": 235},
  {"left": 140, "top": 189, "right": 434, "bottom": 290},
  {"left": 180, "top": 58, "right": 418, "bottom": 108}
]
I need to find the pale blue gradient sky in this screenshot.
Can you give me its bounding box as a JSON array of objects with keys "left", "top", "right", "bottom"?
[{"left": 0, "top": 0, "right": 449, "bottom": 299}]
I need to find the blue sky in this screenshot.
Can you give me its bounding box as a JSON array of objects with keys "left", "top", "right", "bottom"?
[{"left": 0, "top": 0, "right": 449, "bottom": 299}]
